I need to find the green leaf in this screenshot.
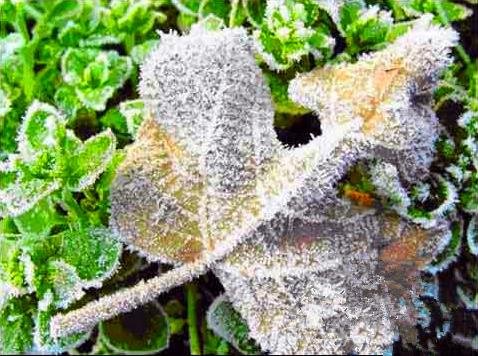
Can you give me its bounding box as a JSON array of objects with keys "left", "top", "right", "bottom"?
[
  {"left": 100, "top": 108, "right": 128, "bottom": 135},
  {"left": 0, "top": 295, "right": 35, "bottom": 354},
  {"left": 242, "top": 0, "right": 267, "bottom": 27},
  {"left": 54, "top": 85, "right": 82, "bottom": 119},
  {"left": 206, "top": 295, "right": 260, "bottom": 354},
  {"left": 460, "top": 173, "right": 478, "bottom": 213},
  {"left": 99, "top": 301, "right": 170, "bottom": 354},
  {"left": 17, "top": 101, "right": 67, "bottom": 162},
  {"left": 130, "top": 40, "right": 159, "bottom": 65},
  {"left": 14, "top": 197, "right": 58, "bottom": 237},
  {"left": 0, "top": 33, "right": 24, "bottom": 65},
  {"left": 119, "top": 100, "right": 145, "bottom": 139},
  {"left": 254, "top": 0, "right": 333, "bottom": 70},
  {"left": 0, "top": 173, "right": 61, "bottom": 217},
  {"left": 57, "top": 228, "right": 121, "bottom": 284},
  {"left": 49, "top": 0, "right": 82, "bottom": 21},
  {"left": 0, "top": 238, "right": 25, "bottom": 297},
  {"left": 0, "top": 87, "right": 12, "bottom": 117},
  {"left": 65, "top": 129, "right": 116, "bottom": 191},
  {"left": 61, "top": 49, "right": 132, "bottom": 111}
]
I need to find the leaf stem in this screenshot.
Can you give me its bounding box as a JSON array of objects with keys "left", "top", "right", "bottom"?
[
  {"left": 60, "top": 189, "right": 88, "bottom": 228},
  {"left": 229, "top": 0, "right": 240, "bottom": 27},
  {"left": 186, "top": 282, "right": 202, "bottom": 355},
  {"left": 124, "top": 33, "right": 135, "bottom": 55}
]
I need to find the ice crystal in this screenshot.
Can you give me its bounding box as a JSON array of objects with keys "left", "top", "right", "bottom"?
[{"left": 52, "top": 19, "right": 458, "bottom": 354}]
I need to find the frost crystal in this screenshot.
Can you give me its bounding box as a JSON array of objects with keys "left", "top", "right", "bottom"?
[{"left": 52, "top": 20, "right": 458, "bottom": 354}]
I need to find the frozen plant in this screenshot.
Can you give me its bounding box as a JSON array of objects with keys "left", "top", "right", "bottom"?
[{"left": 51, "top": 18, "right": 458, "bottom": 354}]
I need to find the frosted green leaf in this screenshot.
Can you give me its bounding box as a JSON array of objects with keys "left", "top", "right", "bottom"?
[
  {"left": 0, "top": 238, "right": 25, "bottom": 299},
  {"left": 207, "top": 295, "right": 260, "bottom": 354},
  {"left": 403, "top": 0, "right": 472, "bottom": 22},
  {"left": 79, "top": 34, "right": 123, "bottom": 48},
  {"left": 172, "top": 0, "right": 201, "bottom": 16},
  {"left": 460, "top": 173, "right": 478, "bottom": 213},
  {"left": 17, "top": 101, "right": 67, "bottom": 162},
  {"left": 0, "top": 295, "right": 34, "bottom": 354},
  {"left": 427, "top": 220, "right": 462, "bottom": 274},
  {"left": 49, "top": 0, "right": 82, "bottom": 21},
  {"left": 61, "top": 49, "right": 132, "bottom": 111},
  {"left": 14, "top": 197, "right": 58, "bottom": 237},
  {"left": 0, "top": 32, "right": 24, "bottom": 65},
  {"left": 33, "top": 307, "right": 90, "bottom": 354},
  {"left": 66, "top": 129, "right": 116, "bottom": 191},
  {"left": 0, "top": 173, "right": 61, "bottom": 217},
  {"left": 457, "top": 285, "right": 478, "bottom": 310},
  {"left": 130, "top": 40, "right": 159, "bottom": 65},
  {"left": 46, "top": 260, "right": 85, "bottom": 310},
  {"left": 242, "top": 0, "right": 267, "bottom": 27},
  {"left": 54, "top": 85, "right": 82, "bottom": 119},
  {"left": 118, "top": 100, "right": 145, "bottom": 139},
  {"left": 110, "top": 0, "right": 159, "bottom": 35},
  {"left": 198, "top": 14, "right": 226, "bottom": 31},
  {"left": 467, "top": 215, "right": 478, "bottom": 256},
  {"left": 254, "top": 0, "right": 334, "bottom": 70},
  {"left": 99, "top": 301, "right": 169, "bottom": 354},
  {"left": 0, "top": 88, "right": 11, "bottom": 117},
  {"left": 57, "top": 228, "right": 121, "bottom": 285},
  {"left": 339, "top": 2, "right": 394, "bottom": 55}
]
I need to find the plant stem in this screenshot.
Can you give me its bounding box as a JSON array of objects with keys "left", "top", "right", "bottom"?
[
  {"left": 60, "top": 189, "right": 88, "bottom": 228},
  {"left": 124, "top": 33, "right": 135, "bottom": 55},
  {"left": 186, "top": 282, "right": 202, "bottom": 355},
  {"left": 229, "top": 0, "right": 240, "bottom": 27}
]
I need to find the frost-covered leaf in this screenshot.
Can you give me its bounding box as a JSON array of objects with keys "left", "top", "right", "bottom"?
[
  {"left": 400, "top": 0, "right": 472, "bottom": 22},
  {"left": 427, "top": 220, "right": 462, "bottom": 274},
  {"left": 254, "top": 0, "right": 334, "bottom": 70},
  {"left": 109, "top": 0, "right": 162, "bottom": 35},
  {"left": 460, "top": 173, "right": 478, "bottom": 213},
  {"left": 457, "top": 285, "right": 478, "bottom": 310},
  {"left": 65, "top": 129, "right": 116, "bottom": 191},
  {"left": 130, "top": 40, "right": 159, "bottom": 65},
  {"left": 0, "top": 238, "right": 26, "bottom": 299},
  {"left": 242, "top": 0, "right": 266, "bottom": 27},
  {"left": 14, "top": 197, "right": 59, "bottom": 237},
  {"left": 33, "top": 307, "right": 90, "bottom": 354},
  {"left": 0, "top": 88, "right": 11, "bottom": 117},
  {"left": 17, "top": 101, "right": 67, "bottom": 162},
  {"left": 54, "top": 85, "right": 82, "bottom": 119},
  {"left": 61, "top": 49, "right": 132, "bottom": 111},
  {"left": 0, "top": 32, "right": 24, "bottom": 65},
  {"left": 99, "top": 301, "right": 169, "bottom": 354},
  {"left": 0, "top": 295, "right": 35, "bottom": 354},
  {"left": 118, "top": 100, "right": 145, "bottom": 139},
  {"left": 0, "top": 173, "right": 61, "bottom": 217},
  {"left": 49, "top": 0, "right": 83, "bottom": 21},
  {"left": 207, "top": 295, "right": 260, "bottom": 354},
  {"left": 45, "top": 260, "right": 85, "bottom": 310},
  {"left": 57, "top": 228, "right": 121, "bottom": 285},
  {"left": 339, "top": 2, "right": 394, "bottom": 56},
  {"left": 467, "top": 215, "right": 478, "bottom": 256}
]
